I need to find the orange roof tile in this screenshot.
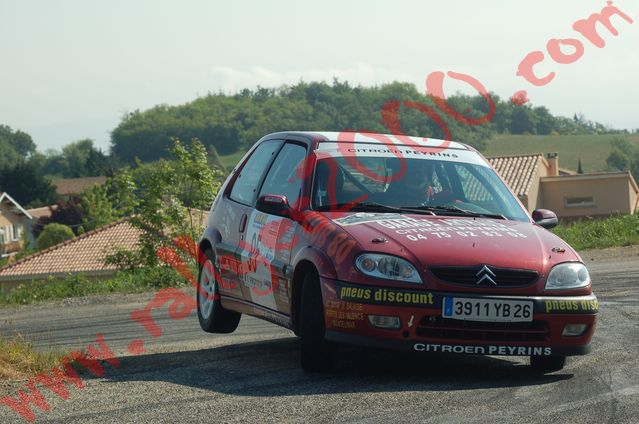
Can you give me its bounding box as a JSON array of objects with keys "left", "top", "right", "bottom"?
[
  {"left": 0, "top": 220, "right": 143, "bottom": 279},
  {"left": 0, "top": 209, "right": 210, "bottom": 281},
  {"left": 487, "top": 154, "right": 545, "bottom": 197}
]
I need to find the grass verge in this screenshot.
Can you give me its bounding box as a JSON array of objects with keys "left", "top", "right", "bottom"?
[
  {"left": 0, "top": 266, "right": 188, "bottom": 305},
  {"left": 483, "top": 134, "right": 639, "bottom": 173},
  {"left": 553, "top": 213, "right": 639, "bottom": 251},
  {"left": 0, "top": 333, "right": 68, "bottom": 381}
]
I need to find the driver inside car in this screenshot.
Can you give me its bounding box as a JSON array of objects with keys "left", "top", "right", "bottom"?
[{"left": 382, "top": 160, "right": 455, "bottom": 207}]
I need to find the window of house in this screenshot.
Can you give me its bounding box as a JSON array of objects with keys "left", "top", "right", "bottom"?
[
  {"left": 565, "top": 196, "right": 595, "bottom": 208},
  {"left": 0, "top": 228, "right": 5, "bottom": 244},
  {"left": 12, "top": 224, "right": 21, "bottom": 241}
]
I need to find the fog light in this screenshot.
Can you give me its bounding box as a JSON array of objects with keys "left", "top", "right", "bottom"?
[
  {"left": 368, "top": 315, "right": 401, "bottom": 330},
  {"left": 562, "top": 324, "right": 588, "bottom": 337}
]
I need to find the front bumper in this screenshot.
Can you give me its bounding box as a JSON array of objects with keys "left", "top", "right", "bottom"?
[{"left": 321, "top": 278, "right": 598, "bottom": 357}]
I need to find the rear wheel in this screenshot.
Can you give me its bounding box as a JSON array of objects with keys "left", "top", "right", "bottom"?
[
  {"left": 197, "top": 248, "right": 241, "bottom": 333},
  {"left": 300, "top": 272, "right": 335, "bottom": 372},
  {"left": 530, "top": 355, "right": 566, "bottom": 372}
]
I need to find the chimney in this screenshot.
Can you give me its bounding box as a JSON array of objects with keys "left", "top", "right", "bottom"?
[{"left": 546, "top": 153, "right": 559, "bottom": 176}]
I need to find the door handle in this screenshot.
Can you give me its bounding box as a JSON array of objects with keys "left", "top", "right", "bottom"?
[{"left": 239, "top": 214, "right": 248, "bottom": 233}]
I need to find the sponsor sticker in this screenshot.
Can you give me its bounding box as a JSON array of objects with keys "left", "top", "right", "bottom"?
[
  {"left": 544, "top": 298, "right": 599, "bottom": 314},
  {"left": 413, "top": 343, "right": 552, "bottom": 356},
  {"left": 332, "top": 212, "right": 407, "bottom": 227},
  {"left": 336, "top": 282, "right": 436, "bottom": 307}
]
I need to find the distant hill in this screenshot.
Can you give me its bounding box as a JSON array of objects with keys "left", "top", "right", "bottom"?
[
  {"left": 483, "top": 134, "right": 639, "bottom": 172},
  {"left": 109, "top": 80, "right": 624, "bottom": 164}
]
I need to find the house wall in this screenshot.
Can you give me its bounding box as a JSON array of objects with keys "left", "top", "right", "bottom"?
[
  {"left": 541, "top": 175, "right": 636, "bottom": 218},
  {"left": 0, "top": 203, "right": 25, "bottom": 255},
  {"left": 520, "top": 158, "right": 550, "bottom": 212},
  {"left": 526, "top": 167, "right": 545, "bottom": 212},
  {"left": 628, "top": 179, "right": 639, "bottom": 214}
]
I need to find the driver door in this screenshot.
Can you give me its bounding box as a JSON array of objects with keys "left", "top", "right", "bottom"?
[{"left": 238, "top": 142, "right": 308, "bottom": 314}]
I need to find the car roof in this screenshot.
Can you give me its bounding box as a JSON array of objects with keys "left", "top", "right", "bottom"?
[{"left": 262, "top": 131, "right": 473, "bottom": 151}]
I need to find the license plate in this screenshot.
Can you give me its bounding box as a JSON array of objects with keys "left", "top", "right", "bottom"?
[{"left": 443, "top": 297, "right": 533, "bottom": 322}]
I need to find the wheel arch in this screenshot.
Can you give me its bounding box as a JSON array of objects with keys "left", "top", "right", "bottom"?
[
  {"left": 198, "top": 226, "right": 221, "bottom": 262},
  {"left": 291, "top": 260, "right": 318, "bottom": 336},
  {"left": 290, "top": 247, "right": 337, "bottom": 336}
]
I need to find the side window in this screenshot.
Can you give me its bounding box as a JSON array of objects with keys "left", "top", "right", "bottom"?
[
  {"left": 259, "top": 143, "right": 307, "bottom": 208},
  {"left": 229, "top": 140, "right": 283, "bottom": 205}
]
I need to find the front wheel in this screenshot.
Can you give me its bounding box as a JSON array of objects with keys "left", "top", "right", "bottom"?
[
  {"left": 197, "top": 248, "right": 241, "bottom": 333},
  {"left": 530, "top": 355, "right": 566, "bottom": 373},
  {"left": 300, "top": 272, "right": 335, "bottom": 372}
]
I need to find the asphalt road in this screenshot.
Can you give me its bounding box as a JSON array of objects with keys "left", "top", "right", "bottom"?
[{"left": 1, "top": 247, "right": 638, "bottom": 423}]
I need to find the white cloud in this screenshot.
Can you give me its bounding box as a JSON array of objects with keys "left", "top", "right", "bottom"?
[{"left": 210, "top": 63, "right": 418, "bottom": 93}]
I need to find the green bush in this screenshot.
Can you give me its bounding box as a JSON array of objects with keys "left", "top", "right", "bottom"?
[
  {"left": 552, "top": 213, "right": 639, "bottom": 251},
  {"left": 36, "top": 223, "right": 75, "bottom": 250}
]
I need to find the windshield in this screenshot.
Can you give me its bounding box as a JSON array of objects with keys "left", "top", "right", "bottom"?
[{"left": 311, "top": 149, "right": 529, "bottom": 221}]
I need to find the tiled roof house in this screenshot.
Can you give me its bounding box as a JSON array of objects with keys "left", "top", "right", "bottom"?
[
  {"left": 0, "top": 192, "right": 33, "bottom": 257},
  {"left": 0, "top": 209, "right": 210, "bottom": 291},
  {"left": 0, "top": 219, "right": 142, "bottom": 290},
  {"left": 487, "top": 153, "right": 639, "bottom": 217}
]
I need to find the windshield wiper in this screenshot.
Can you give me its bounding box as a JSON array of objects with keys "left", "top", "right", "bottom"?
[
  {"left": 315, "top": 202, "right": 435, "bottom": 215},
  {"left": 404, "top": 204, "right": 507, "bottom": 220}
]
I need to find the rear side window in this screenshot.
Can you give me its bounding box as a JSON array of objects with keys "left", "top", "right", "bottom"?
[
  {"left": 230, "top": 140, "right": 282, "bottom": 205},
  {"left": 259, "top": 143, "right": 307, "bottom": 208}
]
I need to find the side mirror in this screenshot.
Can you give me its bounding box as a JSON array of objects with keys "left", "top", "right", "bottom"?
[
  {"left": 256, "top": 194, "right": 291, "bottom": 217},
  {"left": 532, "top": 209, "right": 558, "bottom": 229}
]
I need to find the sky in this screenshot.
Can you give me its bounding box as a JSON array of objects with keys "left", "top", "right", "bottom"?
[{"left": 1, "top": 0, "right": 638, "bottom": 152}]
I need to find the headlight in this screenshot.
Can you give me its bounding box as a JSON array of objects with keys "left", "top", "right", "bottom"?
[
  {"left": 355, "top": 253, "right": 422, "bottom": 283},
  {"left": 545, "top": 263, "right": 590, "bottom": 290}
]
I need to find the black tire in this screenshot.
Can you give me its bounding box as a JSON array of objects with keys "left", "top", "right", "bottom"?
[
  {"left": 300, "top": 272, "right": 335, "bottom": 372},
  {"left": 530, "top": 355, "right": 566, "bottom": 373},
  {"left": 197, "top": 248, "right": 241, "bottom": 333}
]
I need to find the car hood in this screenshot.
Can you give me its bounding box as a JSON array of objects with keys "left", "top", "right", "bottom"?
[{"left": 324, "top": 212, "right": 579, "bottom": 275}]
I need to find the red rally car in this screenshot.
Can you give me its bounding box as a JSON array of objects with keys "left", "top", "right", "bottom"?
[{"left": 197, "top": 131, "right": 598, "bottom": 372}]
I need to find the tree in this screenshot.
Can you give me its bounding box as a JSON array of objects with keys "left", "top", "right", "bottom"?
[
  {"left": 606, "top": 151, "right": 630, "bottom": 171},
  {"left": 61, "top": 139, "right": 112, "bottom": 177},
  {"left": 36, "top": 223, "right": 75, "bottom": 250},
  {"left": 34, "top": 139, "right": 113, "bottom": 178},
  {"left": 509, "top": 105, "right": 538, "bottom": 134},
  {"left": 79, "top": 184, "right": 116, "bottom": 232},
  {"left": 109, "top": 80, "right": 621, "bottom": 164},
  {"left": 606, "top": 137, "right": 639, "bottom": 181},
  {"left": 80, "top": 170, "right": 138, "bottom": 231},
  {"left": 0, "top": 139, "right": 20, "bottom": 171},
  {"left": 0, "top": 161, "right": 57, "bottom": 207},
  {"left": 129, "top": 139, "right": 223, "bottom": 267},
  {"left": 0, "top": 125, "right": 36, "bottom": 158}
]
